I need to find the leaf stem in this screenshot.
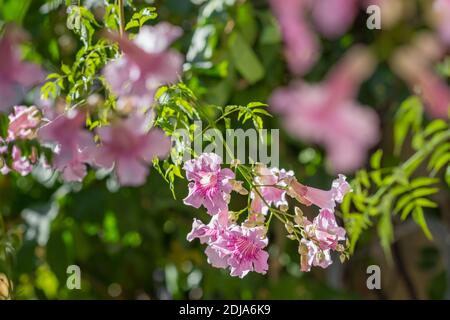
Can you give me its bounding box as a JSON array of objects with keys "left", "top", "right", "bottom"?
[{"left": 118, "top": 0, "right": 125, "bottom": 36}]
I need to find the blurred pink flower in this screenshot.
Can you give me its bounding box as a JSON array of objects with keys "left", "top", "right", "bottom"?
[
  {"left": 311, "top": 0, "right": 359, "bottom": 38},
  {"left": 0, "top": 26, "right": 45, "bottom": 112},
  {"left": 38, "top": 110, "right": 95, "bottom": 182},
  {"left": 299, "top": 238, "right": 332, "bottom": 272},
  {"left": 0, "top": 145, "right": 37, "bottom": 176},
  {"left": 391, "top": 44, "right": 450, "bottom": 118},
  {"left": 7, "top": 106, "right": 41, "bottom": 140},
  {"left": 94, "top": 114, "right": 170, "bottom": 186},
  {"left": 103, "top": 22, "right": 183, "bottom": 109},
  {"left": 250, "top": 166, "right": 293, "bottom": 215},
  {"left": 269, "top": 0, "right": 319, "bottom": 75},
  {"left": 434, "top": 0, "right": 450, "bottom": 46},
  {"left": 183, "top": 153, "right": 235, "bottom": 215},
  {"left": 305, "top": 208, "right": 346, "bottom": 250},
  {"left": 270, "top": 47, "right": 379, "bottom": 173},
  {"left": 11, "top": 146, "right": 35, "bottom": 176},
  {"left": 416, "top": 68, "right": 450, "bottom": 118}
]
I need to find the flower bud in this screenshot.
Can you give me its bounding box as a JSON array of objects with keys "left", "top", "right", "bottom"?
[
  {"left": 0, "top": 273, "right": 12, "bottom": 300},
  {"left": 230, "top": 158, "right": 240, "bottom": 168}
]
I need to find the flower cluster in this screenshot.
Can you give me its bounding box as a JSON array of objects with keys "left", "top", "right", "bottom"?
[
  {"left": 184, "top": 153, "right": 351, "bottom": 277},
  {"left": 103, "top": 22, "right": 183, "bottom": 112},
  {"left": 0, "top": 106, "right": 43, "bottom": 175},
  {"left": 0, "top": 22, "right": 179, "bottom": 186}
]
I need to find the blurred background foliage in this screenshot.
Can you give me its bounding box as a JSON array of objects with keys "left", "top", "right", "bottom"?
[{"left": 0, "top": 0, "right": 449, "bottom": 299}]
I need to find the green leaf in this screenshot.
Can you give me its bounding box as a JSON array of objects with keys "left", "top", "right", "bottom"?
[
  {"left": 377, "top": 197, "right": 393, "bottom": 259},
  {"left": 236, "top": 2, "right": 257, "bottom": 45},
  {"left": 400, "top": 202, "right": 415, "bottom": 220},
  {"left": 66, "top": 5, "right": 98, "bottom": 48},
  {"left": 431, "top": 152, "right": 450, "bottom": 174},
  {"left": 411, "top": 187, "right": 439, "bottom": 198},
  {"left": 370, "top": 149, "right": 383, "bottom": 169},
  {"left": 412, "top": 207, "right": 432, "bottom": 240},
  {"left": 410, "top": 177, "right": 439, "bottom": 188},
  {"left": 428, "top": 142, "right": 450, "bottom": 171},
  {"left": 424, "top": 119, "right": 448, "bottom": 137},
  {"left": 393, "top": 96, "right": 423, "bottom": 155},
  {"left": 228, "top": 31, "right": 265, "bottom": 84},
  {"left": 125, "top": 7, "right": 157, "bottom": 31},
  {"left": 414, "top": 198, "right": 438, "bottom": 208},
  {"left": 0, "top": 0, "right": 31, "bottom": 24}
]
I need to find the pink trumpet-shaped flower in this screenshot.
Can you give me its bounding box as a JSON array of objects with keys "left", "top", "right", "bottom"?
[
  {"left": 311, "top": 0, "right": 359, "bottom": 39},
  {"left": 299, "top": 238, "right": 332, "bottom": 272},
  {"left": 7, "top": 106, "right": 41, "bottom": 140},
  {"left": 219, "top": 225, "right": 269, "bottom": 278},
  {"left": 38, "top": 110, "right": 95, "bottom": 182},
  {"left": 11, "top": 146, "right": 35, "bottom": 176},
  {"left": 305, "top": 208, "right": 346, "bottom": 250},
  {"left": 391, "top": 44, "right": 450, "bottom": 118},
  {"left": 434, "top": 0, "right": 450, "bottom": 46},
  {"left": 269, "top": 0, "right": 319, "bottom": 75},
  {"left": 187, "top": 209, "right": 229, "bottom": 244},
  {"left": 289, "top": 174, "right": 351, "bottom": 211},
  {"left": 187, "top": 214, "right": 269, "bottom": 277},
  {"left": 270, "top": 47, "right": 379, "bottom": 173},
  {"left": 94, "top": 114, "right": 170, "bottom": 186},
  {"left": 415, "top": 68, "right": 450, "bottom": 118},
  {"left": 0, "top": 26, "right": 45, "bottom": 112},
  {"left": 250, "top": 165, "right": 293, "bottom": 215},
  {"left": 103, "top": 22, "right": 183, "bottom": 109},
  {"left": 183, "top": 153, "right": 235, "bottom": 215},
  {"left": 187, "top": 210, "right": 231, "bottom": 269}
]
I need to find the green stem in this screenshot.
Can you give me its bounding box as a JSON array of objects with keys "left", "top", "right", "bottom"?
[
  {"left": 193, "top": 100, "right": 296, "bottom": 230},
  {"left": 118, "top": 0, "right": 125, "bottom": 36}
]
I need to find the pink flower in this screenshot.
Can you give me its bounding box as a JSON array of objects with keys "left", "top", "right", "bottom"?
[
  {"left": 7, "top": 106, "right": 41, "bottom": 140},
  {"left": 187, "top": 213, "right": 270, "bottom": 277},
  {"left": 269, "top": 0, "right": 319, "bottom": 75},
  {"left": 250, "top": 166, "right": 293, "bottom": 215},
  {"left": 311, "top": 0, "right": 359, "bottom": 38},
  {"left": 415, "top": 68, "right": 450, "bottom": 118},
  {"left": 305, "top": 208, "right": 346, "bottom": 250},
  {"left": 270, "top": 47, "right": 379, "bottom": 172},
  {"left": 187, "top": 210, "right": 231, "bottom": 269},
  {"left": 219, "top": 225, "right": 269, "bottom": 278},
  {"left": 38, "top": 110, "right": 95, "bottom": 182},
  {"left": 434, "top": 0, "right": 450, "bottom": 46},
  {"left": 187, "top": 209, "right": 229, "bottom": 244},
  {"left": 299, "top": 239, "right": 332, "bottom": 272},
  {"left": 0, "top": 146, "right": 37, "bottom": 176},
  {"left": 391, "top": 44, "right": 450, "bottom": 118},
  {"left": 93, "top": 114, "right": 170, "bottom": 186},
  {"left": 0, "top": 26, "right": 45, "bottom": 112},
  {"left": 183, "top": 153, "right": 235, "bottom": 215},
  {"left": 103, "top": 22, "right": 183, "bottom": 108},
  {"left": 290, "top": 174, "right": 351, "bottom": 210}
]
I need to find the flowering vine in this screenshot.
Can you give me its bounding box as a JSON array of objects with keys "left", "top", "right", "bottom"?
[{"left": 0, "top": 0, "right": 448, "bottom": 295}]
